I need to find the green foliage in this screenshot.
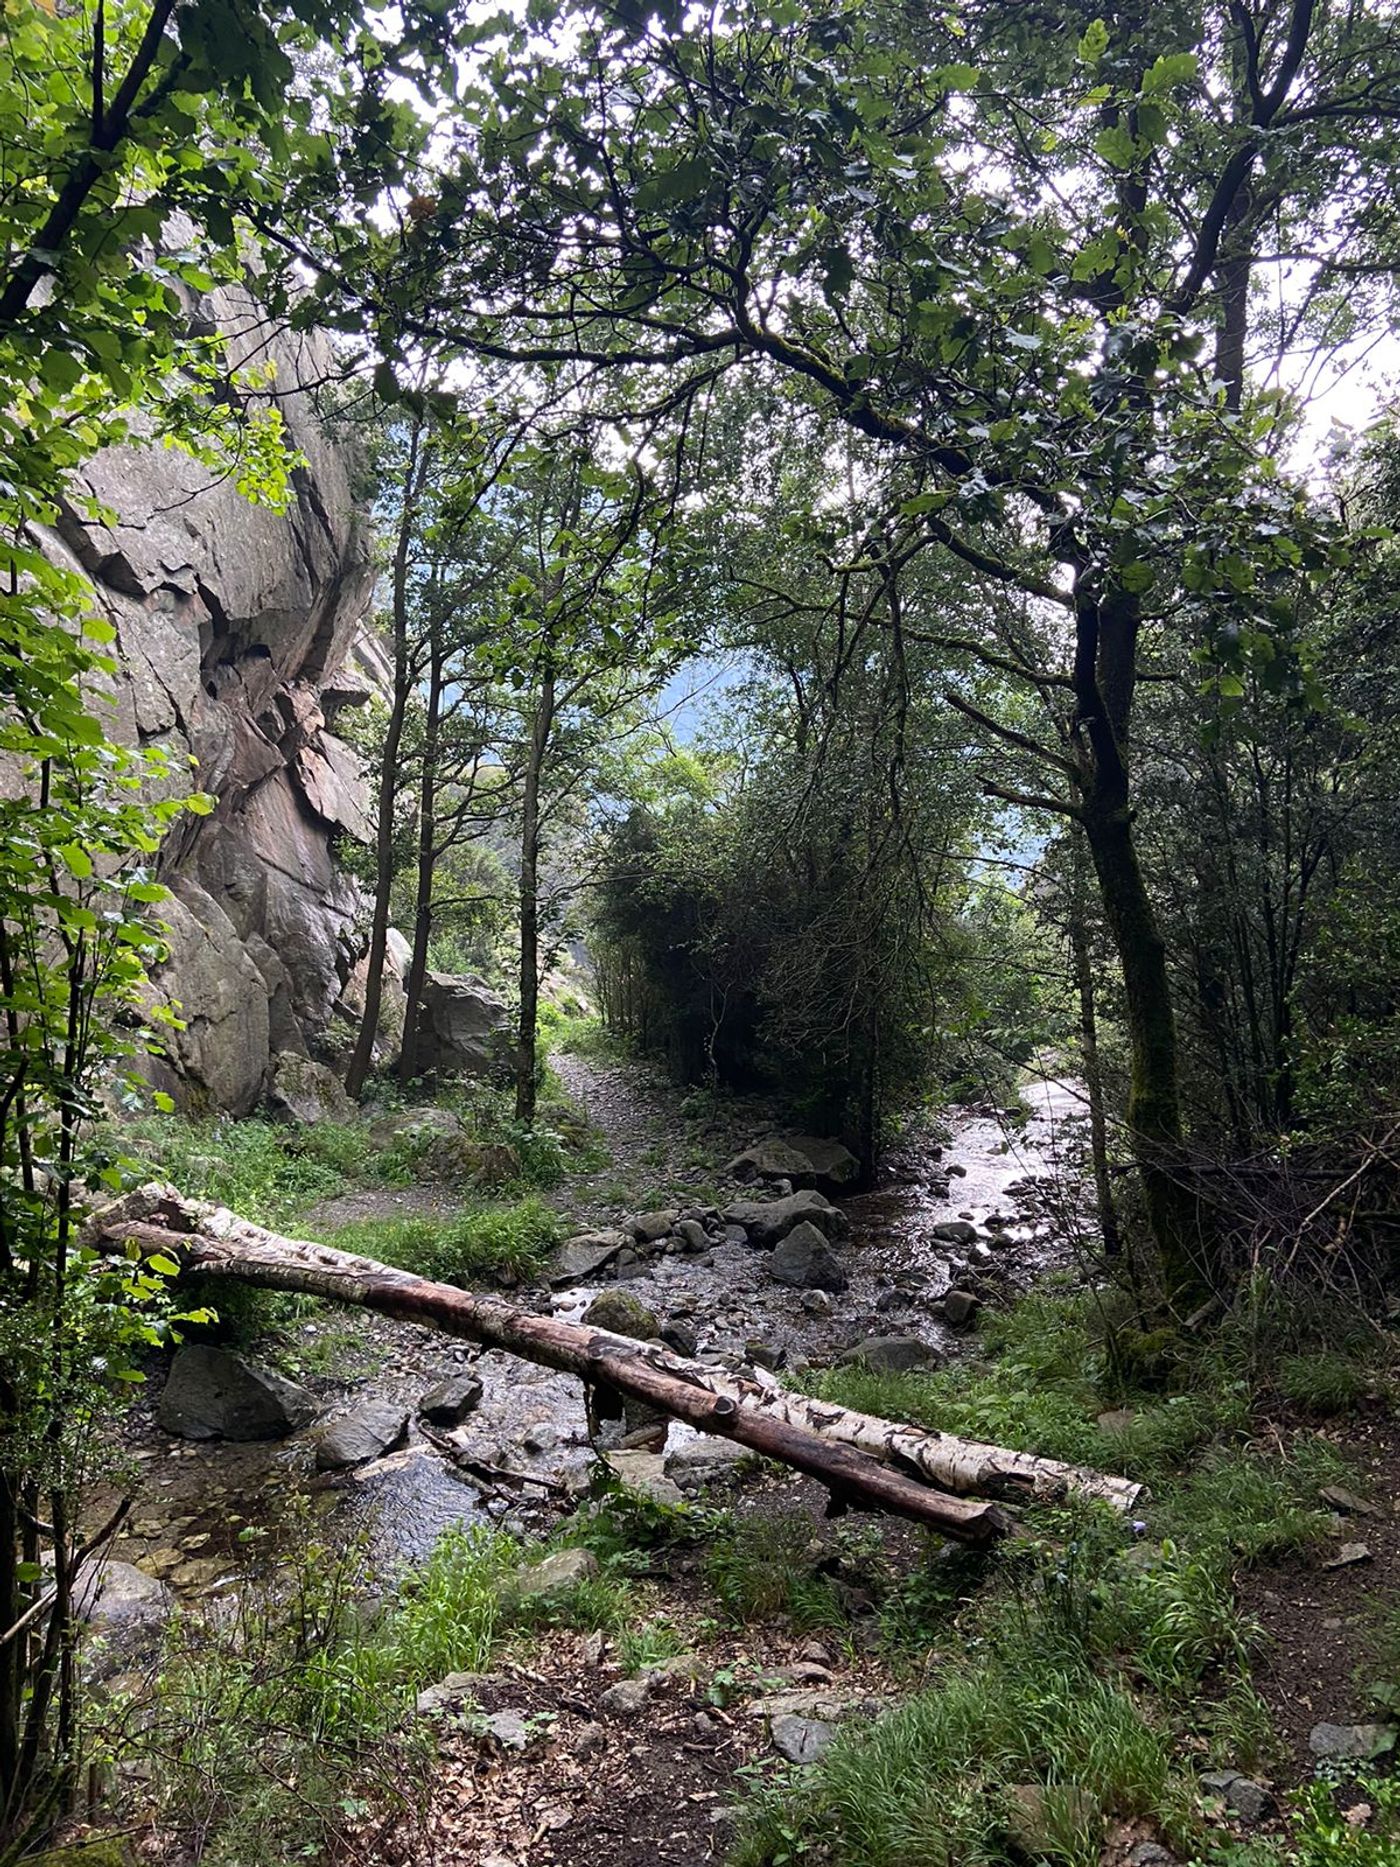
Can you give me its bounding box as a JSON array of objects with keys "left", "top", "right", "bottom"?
[
  {"left": 323, "top": 1196, "right": 560, "bottom": 1285},
  {"left": 1195, "top": 1778, "right": 1400, "bottom": 1867},
  {"left": 731, "top": 1650, "right": 1185, "bottom": 1867},
  {"left": 703, "top": 1512, "right": 851, "bottom": 1633},
  {"left": 1277, "top": 1350, "right": 1376, "bottom": 1416},
  {"left": 123, "top": 1114, "right": 358, "bottom": 1228}
]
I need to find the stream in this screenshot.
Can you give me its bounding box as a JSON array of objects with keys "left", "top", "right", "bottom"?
[{"left": 98, "top": 1067, "right": 1093, "bottom": 1615}]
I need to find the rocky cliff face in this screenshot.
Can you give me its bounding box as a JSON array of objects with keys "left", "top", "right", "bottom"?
[{"left": 35, "top": 288, "right": 385, "bottom": 1112}]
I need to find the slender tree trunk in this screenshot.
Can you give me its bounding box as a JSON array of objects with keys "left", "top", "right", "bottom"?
[
  {"left": 398, "top": 633, "right": 443, "bottom": 1087},
  {"left": 515, "top": 666, "right": 555, "bottom": 1124},
  {"left": 1069, "top": 834, "right": 1122, "bottom": 1260},
  {"left": 346, "top": 419, "right": 424, "bottom": 1101}
]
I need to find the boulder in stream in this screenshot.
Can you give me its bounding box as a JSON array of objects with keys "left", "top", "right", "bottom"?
[
  {"left": 729, "top": 1134, "right": 861, "bottom": 1194},
  {"left": 767, "top": 1222, "right": 849, "bottom": 1291},
  {"left": 722, "top": 1188, "right": 847, "bottom": 1248},
  {"left": 312, "top": 1399, "right": 409, "bottom": 1470},
  {"left": 419, "top": 1372, "right": 484, "bottom": 1427},
  {"left": 157, "top": 1346, "right": 319, "bottom": 1441}
]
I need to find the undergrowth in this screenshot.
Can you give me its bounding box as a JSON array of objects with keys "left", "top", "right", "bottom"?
[
  {"left": 729, "top": 1289, "right": 1383, "bottom": 1867},
  {"left": 127, "top": 1502, "right": 666, "bottom": 1865}
]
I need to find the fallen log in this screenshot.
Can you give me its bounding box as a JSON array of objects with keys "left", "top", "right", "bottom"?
[{"left": 94, "top": 1188, "right": 1142, "bottom": 1537}]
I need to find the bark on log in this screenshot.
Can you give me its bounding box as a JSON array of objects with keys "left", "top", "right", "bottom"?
[{"left": 95, "top": 1189, "right": 1142, "bottom": 1536}]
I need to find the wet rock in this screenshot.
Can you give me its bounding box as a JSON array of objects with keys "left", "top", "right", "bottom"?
[
  {"left": 770, "top": 1714, "right": 836, "bottom": 1764},
  {"left": 584, "top": 1288, "right": 661, "bottom": 1338},
  {"left": 942, "top": 1289, "right": 982, "bottom": 1330},
  {"left": 1003, "top": 1784, "right": 1101, "bottom": 1852},
  {"left": 768, "top": 1223, "right": 849, "bottom": 1292},
  {"left": 729, "top": 1135, "right": 861, "bottom": 1195},
  {"left": 722, "top": 1188, "right": 847, "bottom": 1248},
  {"left": 1308, "top": 1722, "right": 1397, "bottom": 1761},
  {"left": 157, "top": 1346, "right": 318, "bottom": 1441},
  {"left": 932, "top": 1219, "right": 978, "bottom": 1245},
  {"left": 746, "top": 1339, "right": 787, "bottom": 1371},
  {"left": 75, "top": 1560, "right": 173, "bottom": 1646},
  {"left": 631, "top": 1209, "right": 678, "bottom": 1243},
  {"left": 838, "top": 1335, "right": 943, "bottom": 1374},
  {"left": 313, "top": 1399, "right": 408, "bottom": 1471},
  {"left": 721, "top": 1224, "right": 749, "bottom": 1248},
  {"left": 418, "top": 1373, "right": 484, "bottom": 1427},
  {"left": 986, "top": 1231, "right": 1016, "bottom": 1250},
  {"left": 947, "top": 1163, "right": 967, "bottom": 1178},
  {"left": 599, "top": 1677, "right": 651, "bottom": 1717},
  {"left": 512, "top": 1548, "right": 599, "bottom": 1598},
  {"left": 675, "top": 1218, "right": 711, "bottom": 1253},
  {"left": 800, "top": 1289, "right": 834, "bottom": 1317},
  {"left": 604, "top": 1450, "right": 685, "bottom": 1506},
  {"left": 267, "top": 1051, "right": 357, "bottom": 1125},
  {"left": 521, "top": 1422, "right": 559, "bottom": 1454},
  {"left": 660, "top": 1319, "right": 699, "bottom": 1357}
]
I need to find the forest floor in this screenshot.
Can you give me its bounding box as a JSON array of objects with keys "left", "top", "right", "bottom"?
[{"left": 71, "top": 1043, "right": 1400, "bottom": 1867}]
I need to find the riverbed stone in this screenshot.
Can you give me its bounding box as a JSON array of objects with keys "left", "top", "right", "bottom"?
[
  {"left": 312, "top": 1399, "right": 408, "bottom": 1470},
  {"left": 631, "top": 1208, "right": 678, "bottom": 1243},
  {"left": 838, "top": 1335, "right": 944, "bottom": 1374},
  {"left": 770, "top": 1714, "right": 836, "bottom": 1764},
  {"left": 157, "top": 1345, "right": 319, "bottom": 1441},
  {"left": 932, "top": 1219, "right": 978, "bottom": 1245},
  {"left": 418, "top": 1372, "right": 484, "bottom": 1427},
  {"left": 729, "top": 1135, "right": 861, "bottom": 1195},
  {"left": 942, "top": 1289, "right": 982, "bottom": 1330},
  {"left": 767, "top": 1222, "right": 848, "bottom": 1291},
  {"left": 724, "top": 1188, "right": 847, "bottom": 1248}
]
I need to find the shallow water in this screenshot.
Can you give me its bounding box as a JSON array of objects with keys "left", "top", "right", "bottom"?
[{"left": 102, "top": 1070, "right": 1092, "bottom": 1597}]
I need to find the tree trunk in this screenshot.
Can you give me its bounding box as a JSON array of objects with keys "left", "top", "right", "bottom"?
[
  {"left": 1069, "top": 835, "right": 1122, "bottom": 1260},
  {"left": 94, "top": 1189, "right": 1143, "bottom": 1538},
  {"left": 398, "top": 632, "right": 443, "bottom": 1087},
  {"left": 346, "top": 418, "right": 425, "bottom": 1101},
  {"left": 1070, "top": 578, "right": 1202, "bottom": 1299},
  {"left": 515, "top": 666, "right": 555, "bottom": 1125}
]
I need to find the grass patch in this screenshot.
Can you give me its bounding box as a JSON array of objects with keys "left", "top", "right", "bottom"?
[
  {"left": 120, "top": 1113, "right": 363, "bottom": 1228},
  {"left": 321, "top": 1196, "right": 561, "bottom": 1285},
  {"left": 731, "top": 1649, "right": 1188, "bottom": 1867}
]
